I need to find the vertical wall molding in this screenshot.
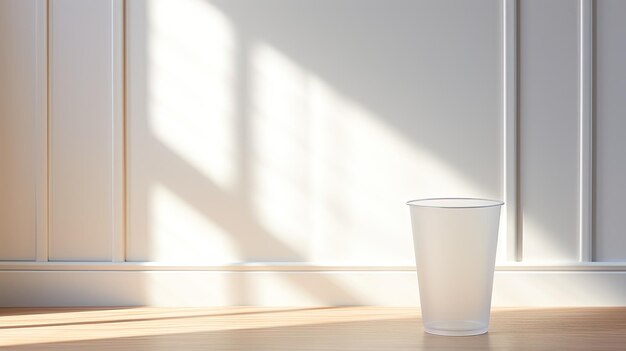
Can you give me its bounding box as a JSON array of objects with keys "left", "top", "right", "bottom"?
[
  {"left": 123, "top": 0, "right": 132, "bottom": 263},
  {"left": 578, "top": 0, "right": 594, "bottom": 262},
  {"left": 35, "top": 0, "right": 49, "bottom": 262},
  {"left": 112, "top": 0, "right": 126, "bottom": 262},
  {"left": 503, "top": 0, "right": 520, "bottom": 262}
]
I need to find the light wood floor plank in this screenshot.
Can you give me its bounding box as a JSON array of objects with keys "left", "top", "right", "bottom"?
[{"left": 0, "top": 307, "right": 625, "bottom": 350}]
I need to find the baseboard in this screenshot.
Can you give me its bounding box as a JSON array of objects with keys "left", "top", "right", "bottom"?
[{"left": 1, "top": 267, "right": 626, "bottom": 307}]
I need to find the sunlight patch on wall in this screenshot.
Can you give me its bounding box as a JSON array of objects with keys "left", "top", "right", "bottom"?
[
  {"left": 149, "top": 184, "right": 240, "bottom": 262},
  {"left": 249, "top": 43, "right": 480, "bottom": 264},
  {"left": 148, "top": 0, "right": 237, "bottom": 191},
  {"left": 137, "top": 1, "right": 492, "bottom": 265},
  {"left": 249, "top": 43, "right": 312, "bottom": 257}
]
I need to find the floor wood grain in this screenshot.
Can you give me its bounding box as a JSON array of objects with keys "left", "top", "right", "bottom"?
[{"left": 0, "top": 307, "right": 625, "bottom": 350}]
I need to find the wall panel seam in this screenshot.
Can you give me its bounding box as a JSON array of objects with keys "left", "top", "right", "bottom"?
[
  {"left": 503, "top": 0, "right": 520, "bottom": 262},
  {"left": 578, "top": 0, "right": 594, "bottom": 262},
  {"left": 112, "top": 0, "right": 126, "bottom": 262},
  {"left": 35, "top": 0, "right": 49, "bottom": 262},
  {"left": 123, "top": 0, "right": 131, "bottom": 263}
]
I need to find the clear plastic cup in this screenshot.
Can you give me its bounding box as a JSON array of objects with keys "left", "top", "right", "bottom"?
[{"left": 407, "top": 198, "right": 503, "bottom": 336}]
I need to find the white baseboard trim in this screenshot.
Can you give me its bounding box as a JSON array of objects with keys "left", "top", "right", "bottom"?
[
  {"left": 1, "top": 268, "right": 626, "bottom": 307},
  {"left": 2, "top": 261, "right": 626, "bottom": 271}
]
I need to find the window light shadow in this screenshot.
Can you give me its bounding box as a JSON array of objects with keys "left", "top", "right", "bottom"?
[{"left": 126, "top": 0, "right": 506, "bottom": 305}]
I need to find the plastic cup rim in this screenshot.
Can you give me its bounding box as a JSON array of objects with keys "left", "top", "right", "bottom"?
[{"left": 406, "top": 197, "right": 504, "bottom": 209}]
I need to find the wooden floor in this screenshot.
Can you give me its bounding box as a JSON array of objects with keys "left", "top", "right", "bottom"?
[{"left": 0, "top": 307, "right": 625, "bottom": 350}]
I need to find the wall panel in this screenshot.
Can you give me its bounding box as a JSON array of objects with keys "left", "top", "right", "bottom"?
[
  {"left": 49, "top": 0, "right": 123, "bottom": 261},
  {"left": 519, "top": 0, "right": 580, "bottom": 262},
  {"left": 594, "top": 0, "right": 626, "bottom": 261},
  {"left": 0, "top": 0, "right": 44, "bottom": 260}
]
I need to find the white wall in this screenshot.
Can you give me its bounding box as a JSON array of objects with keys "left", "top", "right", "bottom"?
[
  {"left": 0, "top": 0, "right": 625, "bottom": 306},
  {"left": 125, "top": 0, "right": 501, "bottom": 265}
]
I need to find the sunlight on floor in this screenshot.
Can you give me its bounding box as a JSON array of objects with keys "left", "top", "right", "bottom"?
[
  {"left": 0, "top": 307, "right": 417, "bottom": 348},
  {"left": 3, "top": 307, "right": 626, "bottom": 350}
]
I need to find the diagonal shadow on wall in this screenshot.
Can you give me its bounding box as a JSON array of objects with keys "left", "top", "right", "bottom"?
[{"left": 124, "top": 0, "right": 505, "bottom": 305}]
